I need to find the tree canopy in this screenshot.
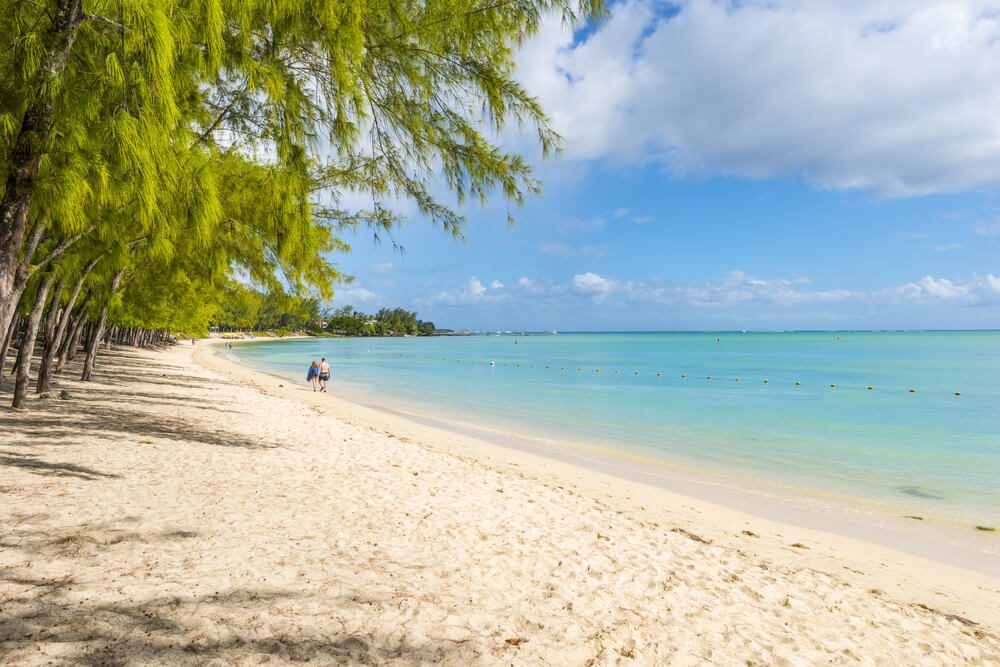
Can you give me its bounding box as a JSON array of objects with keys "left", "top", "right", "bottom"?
[{"left": 0, "top": 0, "right": 607, "bottom": 407}]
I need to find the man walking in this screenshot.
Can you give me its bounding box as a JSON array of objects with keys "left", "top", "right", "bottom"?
[{"left": 318, "top": 358, "right": 331, "bottom": 392}]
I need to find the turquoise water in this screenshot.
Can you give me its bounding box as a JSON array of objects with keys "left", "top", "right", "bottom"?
[{"left": 233, "top": 332, "right": 1000, "bottom": 530}]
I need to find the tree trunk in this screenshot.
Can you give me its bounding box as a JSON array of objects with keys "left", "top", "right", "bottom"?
[
  {"left": 0, "top": 314, "right": 22, "bottom": 379},
  {"left": 41, "top": 274, "right": 67, "bottom": 345},
  {"left": 29, "top": 274, "right": 65, "bottom": 391},
  {"left": 11, "top": 270, "right": 58, "bottom": 408},
  {"left": 36, "top": 256, "right": 100, "bottom": 393},
  {"left": 105, "top": 324, "right": 118, "bottom": 350},
  {"left": 57, "top": 294, "right": 90, "bottom": 371},
  {"left": 70, "top": 322, "right": 90, "bottom": 361},
  {"left": 81, "top": 267, "right": 125, "bottom": 381},
  {"left": 0, "top": 0, "right": 86, "bottom": 352}
]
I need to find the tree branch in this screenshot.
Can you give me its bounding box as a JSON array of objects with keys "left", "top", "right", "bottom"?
[
  {"left": 75, "top": 13, "right": 125, "bottom": 32},
  {"left": 28, "top": 225, "right": 95, "bottom": 277}
]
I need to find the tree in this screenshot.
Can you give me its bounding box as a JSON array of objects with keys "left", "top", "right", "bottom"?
[{"left": 1, "top": 0, "right": 608, "bottom": 406}]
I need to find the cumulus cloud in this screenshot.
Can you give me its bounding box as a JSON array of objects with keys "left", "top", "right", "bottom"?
[
  {"left": 878, "top": 274, "right": 1000, "bottom": 304},
  {"left": 422, "top": 270, "right": 859, "bottom": 309},
  {"left": 418, "top": 276, "right": 510, "bottom": 306},
  {"left": 518, "top": 0, "right": 1000, "bottom": 196},
  {"left": 334, "top": 286, "right": 384, "bottom": 305},
  {"left": 420, "top": 269, "right": 1000, "bottom": 313}
]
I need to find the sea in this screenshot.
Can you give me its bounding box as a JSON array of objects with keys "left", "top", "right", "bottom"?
[{"left": 229, "top": 331, "right": 1000, "bottom": 567}]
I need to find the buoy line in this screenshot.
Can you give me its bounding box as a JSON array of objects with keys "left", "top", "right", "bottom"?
[{"left": 363, "top": 351, "right": 957, "bottom": 395}]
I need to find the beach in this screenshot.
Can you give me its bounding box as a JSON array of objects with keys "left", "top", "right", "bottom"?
[{"left": 2, "top": 341, "right": 999, "bottom": 664}]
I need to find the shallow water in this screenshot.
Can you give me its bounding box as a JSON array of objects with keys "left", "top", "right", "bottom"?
[{"left": 233, "top": 332, "right": 1000, "bottom": 533}]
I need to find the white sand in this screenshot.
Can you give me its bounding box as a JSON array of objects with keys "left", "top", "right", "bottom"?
[{"left": 1, "top": 342, "right": 998, "bottom": 665}]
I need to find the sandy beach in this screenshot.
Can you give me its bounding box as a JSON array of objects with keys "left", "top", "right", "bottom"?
[{"left": 1, "top": 341, "right": 999, "bottom": 665}]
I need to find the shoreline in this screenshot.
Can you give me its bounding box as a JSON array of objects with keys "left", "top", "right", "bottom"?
[
  {"left": 214, "top": 337, "right": 1000, "bottom": 578},
  {"left": 3, "top": 341, "right": 999, "bottom": 663},
  {"left": 196, "top": 339, "right": 1000, "bottom": 629}
]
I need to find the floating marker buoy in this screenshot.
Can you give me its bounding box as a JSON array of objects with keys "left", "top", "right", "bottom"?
[
  {"left": 596, "top": 369, "right": 601, "bottom": 373},
  {"left": 517, "top": 364, "right": 520, "bottom": 367},
  {"left": 578, "top": 368, "right": 582, "bottom": 371},
  {"left": 707, "top": 376, "right": 712, "bottom": 380},
  {"left": 546, "top": 365, "right": 549, "bottom": 369},
  {"left": 681, "top": 374, "right": 686, "bottom": 378},
  {"left": 867, "top": 386, "right": 873, "bottom": 390},
  {"left": 763, "top": 379, "right": 768, "bottom": 383},
  {"left": 955, "top": 392, "right": 961, "bottom": 396},
  {"left": 909, "top": 388, "right": 915, "bottom": 393},
  {"left": 657, "top": 372, "right": 661, "bottom": 376},
  {"left": 830, "top": 384, "right": 836, "bottom": 388},
  {"left": 795, "top": 382, "right": 801, "bottom": 386},
  {"left": 635, "top": 371, "right": 639, "bottom": 375},
  {"left": 735, "top": 378, "right": 740, "bottom": 382},
  {"left": 562, "top": 366, "right": 565, "bottom": 370},
  {"left": 615, "top": 370, "right": 619, "bottom": 374}
]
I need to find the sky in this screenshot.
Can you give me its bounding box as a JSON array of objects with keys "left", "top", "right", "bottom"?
[{"left": 329, "top": 0, "right": 1000, "bottom": 332}]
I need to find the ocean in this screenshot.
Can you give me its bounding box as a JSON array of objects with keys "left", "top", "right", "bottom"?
[{"left": 230, "top": 331, "right": 1000, "bottom": 547}]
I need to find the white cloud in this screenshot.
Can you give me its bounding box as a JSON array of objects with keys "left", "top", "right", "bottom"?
[
  {"left": 879, "top": 274, "right": 1000, "bottom": 304},
  {"left": 419, "top": 270, "right": 1000, "bottom": 314},
  {"left": 423, "top": 270, "right": 856, "bottom": 309},
  {"left": 675, "top": 271, "right": 853, "bottom": 307},
  {"left": 571, "top": 272, "right": 617, "bottom": 301},
  {"left": 334, "top": 286, "right": 384, "bottom": 305},
  {"left": 372, "top": 262, "right": 395, "bottom": 274},
  {"left": 417, "top": 276, "right": 509, "bottom": 306},
  {"left": 974, "top": 220, "right": 1000, "bottom": 236},
  {"left": 518, "top": 0, "right": 1000, "bottom": 196}
]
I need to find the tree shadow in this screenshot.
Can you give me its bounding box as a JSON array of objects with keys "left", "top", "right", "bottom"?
[
  {"left": 3, "top": 406, "right": 277, "bottom": 451},
  {"left": 0, "top": 579, "right": 476, "bottom": 665},
  {"left": 0, "top": 450, "right": 119, "bottom": 480}
]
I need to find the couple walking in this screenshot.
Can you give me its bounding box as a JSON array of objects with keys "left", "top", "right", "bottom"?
[{"left": 307, "top": 358, "right": 331, "bottom": 392}]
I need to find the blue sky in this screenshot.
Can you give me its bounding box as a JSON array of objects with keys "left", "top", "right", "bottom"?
[{"left": 327, "top": 1, "right": 1000, "bottom": 331}]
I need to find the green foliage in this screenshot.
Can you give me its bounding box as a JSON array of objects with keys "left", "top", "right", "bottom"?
[
  {"left": 324, "top": 304, "right": 433, "bottom": 336},
  {"left": 0, "top": 0, "right": 606, "bottom": 338},
  {"left": 210, "top": 282, "right": 322, "bottom": 333}
]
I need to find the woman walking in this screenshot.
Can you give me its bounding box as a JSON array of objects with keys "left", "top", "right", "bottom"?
[{"left": 306, "top": 361, "right": 320, "bottom": 391}]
